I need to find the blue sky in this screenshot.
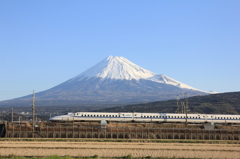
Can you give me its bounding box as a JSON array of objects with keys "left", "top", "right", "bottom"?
[{"left": 1, "top": 0, "right": 240, "bottom": 101}]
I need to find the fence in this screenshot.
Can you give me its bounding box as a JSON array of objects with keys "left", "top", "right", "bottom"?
[{"left": 4, "top": 123, "right": 240, "bottom": 140}]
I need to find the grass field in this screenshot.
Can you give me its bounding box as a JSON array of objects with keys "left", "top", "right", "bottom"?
[{"left": 0, "top": 139, "right": 239, "bottom": 159}]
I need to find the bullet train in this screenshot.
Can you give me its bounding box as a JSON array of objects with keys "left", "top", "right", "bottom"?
[{"left": 49, "top": 112, "right": 240, "bottom": 124}]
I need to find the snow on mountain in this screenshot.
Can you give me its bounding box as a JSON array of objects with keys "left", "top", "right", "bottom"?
[
  {"left": 71, "top": 56, "right": 155, "bottom": 81},
  {"left": 70, "top": 55, "right": 206, "bottom": 93},
  {"left": 147, "top": 74, "right": 205, "bottom": 92}
]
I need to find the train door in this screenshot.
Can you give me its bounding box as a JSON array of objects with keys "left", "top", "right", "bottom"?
[{"left": 202, "top": 115, "right": 207, "bottom": 123}]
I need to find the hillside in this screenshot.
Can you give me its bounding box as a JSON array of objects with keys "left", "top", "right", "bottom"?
[{"left": 99, "top": 92, "right": 240, "bottom": 114}]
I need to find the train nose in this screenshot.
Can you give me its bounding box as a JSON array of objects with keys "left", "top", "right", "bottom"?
[{"left": 49, "top": 116, "right": 59, "bottom": 121}]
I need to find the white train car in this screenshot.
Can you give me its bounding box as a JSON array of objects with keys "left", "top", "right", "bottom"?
[{"left": 49, "top": 112, "right": 240, "bottom": 124}]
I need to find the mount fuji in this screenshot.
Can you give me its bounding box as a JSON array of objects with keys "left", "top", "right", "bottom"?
[{"left": 1, "top": 56, "right": 210, "bottom": 107}]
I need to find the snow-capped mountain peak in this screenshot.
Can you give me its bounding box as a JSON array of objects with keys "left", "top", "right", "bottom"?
[
  {"left": 2, "top": 55, "right": 211, "bottom": 106},
  {"left": 72, "top": 55, "right": 156, "bottom": 81},
  {"left": 68, "top": 55, "right": 208, "bottom": 93}
]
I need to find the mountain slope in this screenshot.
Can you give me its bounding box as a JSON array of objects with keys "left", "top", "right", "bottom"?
[
  {"left": 0, "top": 56, "right": 210, "bottom": 107},
  {"left": 99, "top": 92, "right": 240, "bottom": 114}
]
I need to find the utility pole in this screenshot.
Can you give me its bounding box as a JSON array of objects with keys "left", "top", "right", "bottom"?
[
  {"left": 185, "top": 93, "right": 188, "bottom": 127},
  {"left": 32, "top": 90, "right": 35, "bottom": 131},
  {"left": 176, "top": 95, "right": 180, "bottom": 113},
  {"left": 11, "top": 107, "right": 13, "bottom": 122}
]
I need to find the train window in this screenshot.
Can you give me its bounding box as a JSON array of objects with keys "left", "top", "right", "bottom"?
[
  {"left": 230, "top": 117, "right": 231, "bottom": 119},
  {"left": 103, "top": 115, "right": 105, "bottom": 117},
  {"left": 100, "top": 115, "right": 102, "bottom": 117}
]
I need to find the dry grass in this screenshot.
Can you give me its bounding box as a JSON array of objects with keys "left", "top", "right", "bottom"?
[{"left": 0, "top": 140, "right": 239, "bottom": 159}]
